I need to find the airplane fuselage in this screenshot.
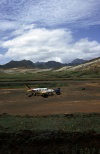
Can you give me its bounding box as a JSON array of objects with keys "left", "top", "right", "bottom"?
[
  {"left": 26, "top": 84, "right": 61, "bottom": 98},
  {"left": 32, "top": 88, "right": 54, "bottom": 93}
]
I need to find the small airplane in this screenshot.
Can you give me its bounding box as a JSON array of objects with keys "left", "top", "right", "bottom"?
[{"left": 25, "top": 84, "right": 61, "bottom": 98}]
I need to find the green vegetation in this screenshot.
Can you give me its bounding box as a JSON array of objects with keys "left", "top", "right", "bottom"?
[
  {"left": 0, "top": 114, "right": 100, "bottom": 153},
  {"left": 0, "top": 80, "right": 68, "bottom": 88},
  {"left": 0, "top": 68, "right": 100, "bottom": 82},
  {"left": 0, "top": 67, "right": 100, "bottom": 88},
  {"left": 0, "top": 113, "right": 100, "bottom": 133}
]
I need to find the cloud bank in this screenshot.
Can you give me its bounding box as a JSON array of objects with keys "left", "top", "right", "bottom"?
[{"left": 0, "top": 27, "right": 100, "bottom": 64}]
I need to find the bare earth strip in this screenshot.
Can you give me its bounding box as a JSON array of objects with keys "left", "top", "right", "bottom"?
[{"left": 0, "top": 80, "right": 100, "bottom": 115}]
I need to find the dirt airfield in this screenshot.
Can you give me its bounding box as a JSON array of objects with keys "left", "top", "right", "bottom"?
[{"left": 0, "top": 80, "right": 100, "bottom": 115}]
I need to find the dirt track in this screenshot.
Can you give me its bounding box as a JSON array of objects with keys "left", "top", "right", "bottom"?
[{"left": 0, "top": 80, "right": 100, "bottom": 115}]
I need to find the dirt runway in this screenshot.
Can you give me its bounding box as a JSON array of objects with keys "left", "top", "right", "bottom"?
[{"left": 0, "top": 80, "right": 100, "bottom": 115}]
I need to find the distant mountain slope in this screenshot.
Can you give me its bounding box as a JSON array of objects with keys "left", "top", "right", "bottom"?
[
  {"left": 69, "top": 57, "right": 100, "bottom": 72},
  {"left": 34, "top": 61, "right": 65, "bottom": 69},
  {"left": 55, "top": 57, "right": 100, "bottom": 74},
  {"left": 0, "top": 58, "right": 99, "bottom": 70},
  {"left": 0, "top": 60, "right": 65, "bottom": 69},
  {"left": 69, "top": 58, "right": 87, "bottom": 66},
  {"left": 0, "top": 60, "right": 35, "bottom": 69},
  {"left": 0, "top": 57, "right": 100, "bottom": 79}
]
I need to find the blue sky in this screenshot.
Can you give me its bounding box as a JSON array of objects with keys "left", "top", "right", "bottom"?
[{"left": 0, "top": 0, "right": 100, "bottom": 64}]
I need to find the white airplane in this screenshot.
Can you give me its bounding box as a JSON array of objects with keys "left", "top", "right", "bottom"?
[{"left": 25, "top": 85, "right": 61, "bottom": 98}]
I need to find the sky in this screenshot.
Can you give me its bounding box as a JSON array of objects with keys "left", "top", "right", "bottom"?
[{"left": 0, "top": 0, "right": 100, "bottom": 64}]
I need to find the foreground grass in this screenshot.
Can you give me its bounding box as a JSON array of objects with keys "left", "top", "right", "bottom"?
[
  {"left": 0, "top": 113, "right": 100, "bottom": 154},
  {"left": 0, "top": 113, "right": 100, "bottom": 133}
]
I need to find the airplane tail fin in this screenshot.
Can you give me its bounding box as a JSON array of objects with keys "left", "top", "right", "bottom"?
[
  {"left": 25, "top": 84, "right": 31, "bottom": 89},
  {"left": 25, "top": 84, "right": 33, "bottom": 97}
]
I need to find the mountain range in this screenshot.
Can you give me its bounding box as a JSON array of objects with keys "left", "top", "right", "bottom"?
[
  {"left": 0, "top": 58, "right": 87, "bottom": 69},
  {"left": 0, "top": 57, "right": 99, "bottom": 78}
]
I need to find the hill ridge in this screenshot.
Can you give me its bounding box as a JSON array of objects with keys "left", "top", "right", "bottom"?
[{"left": 0, "top": 58, "right": 88, "bottom": 69}]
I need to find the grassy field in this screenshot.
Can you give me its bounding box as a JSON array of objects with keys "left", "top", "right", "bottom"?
[
  {"left": 0, "top": 67, "right": 100, "bottom": 89},
  {"left": 0, "top": 80, "right": 69, "bottom": 88},
  {"left": 0, "top": 113, "right": 100, "bottom": 154},
  {"left": 0, "top": 113, "right": 100, "bottom": 133},
  {"left": 0, "top": 68, "right": 100, "bottom": 81}
]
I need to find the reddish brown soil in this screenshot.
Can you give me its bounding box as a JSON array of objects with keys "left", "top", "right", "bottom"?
[{"left": 0, "top": 80, "right": 100, "bottom": 115}]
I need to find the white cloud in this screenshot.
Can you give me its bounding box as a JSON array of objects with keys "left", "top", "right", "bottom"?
[
  {"left": 11, "top": 24, "right": 36, "bottom": 36},
  {"left": 0, "top": 27, "right": 100, "bottom": 64},
  {"left": 0, "top": 54, "right": 3, "bottom": 59},
  {"left": 0, "top": 54, "right": 4, "bottom": 64},
  {"left": 0, "top": 20, "right": 19, "bottom": 31}
]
